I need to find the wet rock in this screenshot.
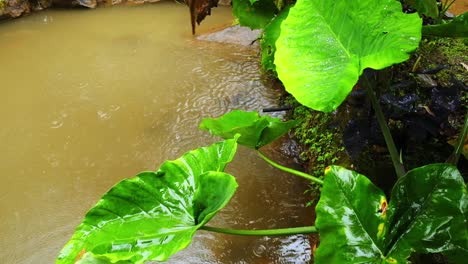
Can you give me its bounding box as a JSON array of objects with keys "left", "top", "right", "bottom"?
[
  {"left": 127, "top": 0, "right": 161, "bottom": 4},
  {"left": 36, "top": 0, "right": 53, "bottom": 10},
  {"left": 51, "top": 0, "right": 92, "bottom": 8},
  {"left": 77, "top": 0, "right": 96, "bottom": 8},
  {"left": 418, "top": 64, "right": 449, "bottom": 74},
  {"left": 416, "top": 73, "right": 438, "bottom": 88},
  {"left": 0, "top": 0, "right": 164, "bottom": 20},
  {"left": 381, "top": 93, "right": 419, "bottom": 118},
  {"left": 0, "top": 0, "right": 31, "bottom": 18},
  {"left": 343, "top": 119, "right": 370, "bottom": 159},
  {"left": 197, "top": 25, "right": 262, "bottom": 47},
  {"left": 430, "top": 86, "right": 460, "bottom": 117}
]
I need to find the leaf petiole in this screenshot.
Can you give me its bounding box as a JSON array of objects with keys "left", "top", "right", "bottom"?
[
  {"left": 363, "top": 75, "right": 406, "bottom": 178},
  {"left": 200, "top": 225, "right": 317, "bottom": 236},
  {"left": 256, "top": 150, "right": 324, "bottom": 184}
]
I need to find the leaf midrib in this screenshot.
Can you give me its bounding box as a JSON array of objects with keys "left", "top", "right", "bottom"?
[
  {"left": 312, "top": 1, "right": 352, "bottom": 60},
  {"left": 385, "top": 173, "right": 444, "bottom": 257},
  {"left": 335, "top": 175, "right": 384, "bottom": 258}
]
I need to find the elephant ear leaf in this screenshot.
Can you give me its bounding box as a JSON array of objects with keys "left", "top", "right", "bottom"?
[
  {"left": 385, "top": 164, "right": 468, "bottom": 262},
  {"left": 315, "top": 166, "right": 387, "bottom": 263},
  {"left": 274, "top": 0, "right": 421, "bottom": 112},
  {"left": 315, "top": 164, "right": 468, "bottom": 264},
  {"left": 199, "top": 110, "right": 298, "bottom": 149},
  {"left": 57, "top": 138, "right": 239, "bottom": 264}
]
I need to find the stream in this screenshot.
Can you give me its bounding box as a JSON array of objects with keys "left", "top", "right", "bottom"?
[{"left": 0, "top": 2, "right": 314, "bottom": 263}]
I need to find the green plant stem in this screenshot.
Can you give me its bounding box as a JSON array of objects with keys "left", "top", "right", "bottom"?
[
  {"left": 363, "top": 75, "right": 406, "bottom": 178},
  {"left": 447, "top": 111, "right": 468, "bottom": 165},
  {"left": 437, "top": 0, "right": 456, "bottom": 23},
  {"left": 256, "top": 150, "right": 324, "bottom": 185},
  {"left": 200, "top": 225, "right": 317, "bottom": 236}
]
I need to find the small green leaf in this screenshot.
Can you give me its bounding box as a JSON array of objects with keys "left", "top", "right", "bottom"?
[
  {"left": 232, "top": 0, "right": 278, "bottom": 29},
  {"left": 315, "top": 166, "right": 387, "bottom": 263},
  {"left": 274, "top": 0, "right": 421, "bottom": 112},
  {"left": 423, "top": 12, "right": 468, "bottom": 38},
  {"left": 315, "top": 164, "right": 468, "bottom": 263},
  {"left": 57, "top": 139, "right": 239, "bottom": 264},
  {"left": 199, "top": 110, "right": 298, "bottom": 149},
  {"left": 261, "top": 7, "right": 289, "bottom": 72},
  {"left": 405, "top": 0, "right": 439, "bottom": 18}
]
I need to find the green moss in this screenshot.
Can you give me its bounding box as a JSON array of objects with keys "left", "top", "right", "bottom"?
[
  {"left": 411, "top": 37, "right": 468, "bottom": 85},
  {"left": 287, "top": 99, "right": 348, "bottom": 201}
]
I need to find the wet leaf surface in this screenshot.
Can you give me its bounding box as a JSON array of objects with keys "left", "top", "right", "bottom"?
[
  {"left": 274, "top": 0, "right": 422, "bottom": 112},
  {"left": 57, "top": 138, "right": 239, "bottom": 263},
  {"left": 315, "top": 164, "right": 468, "bottom": 263},
  {"left": 199, "top": 110, "right": 298, "bottom": 149}
]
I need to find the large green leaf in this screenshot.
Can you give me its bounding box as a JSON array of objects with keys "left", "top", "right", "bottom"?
[
  {"left": 405, "top": 0, "right": 439, "bottom": 18},
  {"left": 423, "top": 12, "right": 468, "bottom": 38},
  {"left": 199, "top": 110, "right": 298, "bottom": 149},
  {"left": 57, "top": 138, "right": 239, "bottom": 264},
  {"left": 232, "top": 0, "right": 278, "bottom": 29},
  {"left": 315, "top": 166, "right": 387, "bottom": 263},
  {"left": 385, "top": 164, "right": 468, "bottom": 262},
  {"left": 261, "top": 7, "right": 289, "bottom": 72},
  {"left": 274, "top": 0, "right": 422, "bottom": 112},
  {"left": 315, "top": 164, "right": 467, "bottom": 263}
]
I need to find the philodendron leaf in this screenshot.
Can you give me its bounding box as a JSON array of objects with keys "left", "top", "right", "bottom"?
[
  {"left": 274, "top": 0, "right": 422, "bottom": 112},
  {"left": 315, "top": 164, "right": 467, "bottom": 263},
  {"left": 423, "top": 12, "right": 468, "bottom": 38},
  {"left": 232, "top": 0, "right": 278, "bottom": 29},
  {"left": 57, "top": 138, "right": 239, "bottom": 264},
  {"left": 199, "top": 110, "right": 298, "bottom": 149}
]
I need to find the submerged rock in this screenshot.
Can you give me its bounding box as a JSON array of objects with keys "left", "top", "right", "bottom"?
[{"left": 197, "top": 25, "right": 262, "bottom": 47}]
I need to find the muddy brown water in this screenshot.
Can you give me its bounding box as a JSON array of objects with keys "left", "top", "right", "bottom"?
[{"left": 0, "top": 2, "right": 314, "bottom": 263}]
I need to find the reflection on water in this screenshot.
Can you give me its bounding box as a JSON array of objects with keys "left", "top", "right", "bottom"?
[{"left": 0, "top": 3, "right": 315, "bottom": 263}]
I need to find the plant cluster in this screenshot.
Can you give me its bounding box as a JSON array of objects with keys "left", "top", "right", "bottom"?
[{"left": 57, "top": 0, "right": 467, "bottom": 263}]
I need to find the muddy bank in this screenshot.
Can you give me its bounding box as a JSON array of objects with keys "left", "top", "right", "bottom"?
[
  {"left": 0, "top": 0, "right": 159, "bottom": 19},
  {"left": 0, "top": 0, "right": 232, "bottom": 20}
]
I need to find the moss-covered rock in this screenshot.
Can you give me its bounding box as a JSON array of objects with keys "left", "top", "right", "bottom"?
[{"left": 287, "top": 36, "right": 467, "bottom": 195}]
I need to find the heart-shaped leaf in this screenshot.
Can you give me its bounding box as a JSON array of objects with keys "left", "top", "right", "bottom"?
[
  {"left": 199, "top": 110, "right": 298, "bottom": 149},
  {"left": 57, "top": 138, "right": 239, "bottom": 264},
  {"left": 315, "top": 164, "right": 467, "bottom": 263},
  {"left": 274, "top": 0, "right": 421, "bottom": 112}
]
